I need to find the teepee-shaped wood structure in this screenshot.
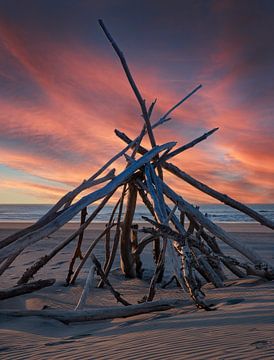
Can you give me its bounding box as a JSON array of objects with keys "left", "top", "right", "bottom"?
[{"left": 0, "top": 20, "right": 273, "bottom": 318}]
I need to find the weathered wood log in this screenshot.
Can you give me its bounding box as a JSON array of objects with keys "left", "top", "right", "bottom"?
[
  {"left": 0, "top": 279, "right": 55, "bottom": 300},
  {"left": 144, "top": 165, "right": 185, "bottom": 299},
  {"left": 66, "top": 207, "right": 88, "bottom": 285},
  {"left": 17, "top": 193, "right": 114, "bottom": 285},
  {"left": 75, "top": 263, "right": 96, "bottom": 310},
  {"left": 0, "top": 299, "right": 186, "bottom": 323},
  {"left": 115, "top": 130, "right": 274, "bottom": 230},
  {"left": 120, "top": 181, "right": 137, "bottom": 278},
  {"left": 0, "top": 142, "right": 176, "bottom": 264}
]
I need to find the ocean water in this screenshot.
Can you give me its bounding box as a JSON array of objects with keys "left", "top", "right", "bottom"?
[{"left": 0, "top": 203, "right": 273, "bottom": 223}]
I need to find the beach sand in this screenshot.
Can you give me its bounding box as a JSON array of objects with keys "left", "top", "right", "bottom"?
[{"left": 0, "top": 222, "right": 273, "bottom": 359}]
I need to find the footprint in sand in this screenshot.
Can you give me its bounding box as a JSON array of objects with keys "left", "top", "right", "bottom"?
[
  {"left": 250, "top": 340, "right": 272, "bottom": 349},
  {"left": 44, "top": 340, "right": 76, "bottom": 346},
  {"left": 226, "top": 298, "right": 245, "bottom": 305},
  {"left": 0, "top": 346, "right": 10, "bottom": 352},
  {"left": 66, "top": 333, "right": 92, "bottom": 340}
]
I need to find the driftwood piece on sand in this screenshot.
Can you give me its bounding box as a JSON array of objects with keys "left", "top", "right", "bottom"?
[
  {"left": 0, "top": 279, "right": 55, "bottom": 300},
  {"left": 0, "top": 299, "right": 185, "bottom": 323}
]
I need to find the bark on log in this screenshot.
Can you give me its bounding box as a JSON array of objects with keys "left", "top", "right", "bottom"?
[{"left": 0, "top": 279, "right": 55, "bottom": 300}]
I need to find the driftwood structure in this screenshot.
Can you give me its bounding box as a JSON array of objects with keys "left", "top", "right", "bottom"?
[{"left": 0, "top": 20, "right": 273, "bottom": 317}]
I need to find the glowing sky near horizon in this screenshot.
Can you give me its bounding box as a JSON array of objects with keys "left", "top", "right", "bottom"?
[{"left": 0, "top": 0, "right": 273, "bottom": 204}]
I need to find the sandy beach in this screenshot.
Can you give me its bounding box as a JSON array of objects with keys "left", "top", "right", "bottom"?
[{"left": 0, "top": 222, "right": 273, "bottom": 359}]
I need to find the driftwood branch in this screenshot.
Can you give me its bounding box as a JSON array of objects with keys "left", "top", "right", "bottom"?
[
  {"left": 162, "top": 128, "right": 218, "bottom": 161},
  {"left": 99, "top": 19, "right": 157, "bottom": 149},
  {"left": 120, "top": 181, "right": 137, "bottom": 278},
  {"left": 0, "top": 299, "right": 185, "bottom": 323},
  {"left": 0, "top": 279, "right": 55, "bottom": 300},
  {"left": 66, "top": 207, "right": 88, "bottom": 285},
  {"left": 75, "top": 263, "right": 96, "bottom": 310}
]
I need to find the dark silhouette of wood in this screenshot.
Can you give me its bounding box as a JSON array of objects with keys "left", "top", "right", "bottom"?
[
  {"left": 120, "top": 181, "right": 137, "bottom": 278},
  {"left": 0, "top": 279, "right": 55, "bottom": 300}
]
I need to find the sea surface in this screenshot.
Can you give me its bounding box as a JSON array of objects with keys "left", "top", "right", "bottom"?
[{"left": 0, "top": 203, "right": 273, "bottom": 223}]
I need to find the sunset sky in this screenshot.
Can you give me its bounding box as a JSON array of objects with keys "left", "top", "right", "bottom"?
[{"left": 0, "top": 0, "right": 273, "bottom": 204}]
